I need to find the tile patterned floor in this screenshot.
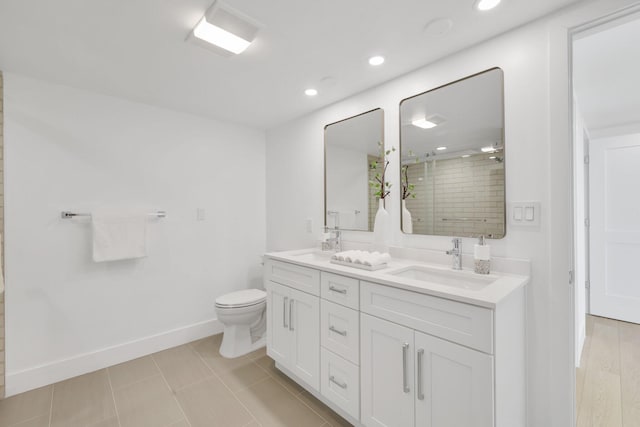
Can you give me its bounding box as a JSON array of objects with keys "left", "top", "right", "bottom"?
[
  {"left": 0, "top": 334, "right": 351, "bottom": 427},
  {"left": 577, "top": 315, "right": 640, "bottom": 427}
]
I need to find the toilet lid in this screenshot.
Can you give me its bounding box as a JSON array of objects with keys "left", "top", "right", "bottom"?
[{"left": 215, "top": 289, "right": 267, "bottom": 308}]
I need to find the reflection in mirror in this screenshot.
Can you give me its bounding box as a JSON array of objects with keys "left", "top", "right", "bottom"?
[
  {"left": 399, "top": 68, "right": 505, "bottom": 238},
  {"left": 325, "top": 109, "right": 384, "bottom": 232}
]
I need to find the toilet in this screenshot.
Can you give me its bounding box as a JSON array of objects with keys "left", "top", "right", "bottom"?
[{"left": 215, "top": 288, "right": 267, "bottom": 358}]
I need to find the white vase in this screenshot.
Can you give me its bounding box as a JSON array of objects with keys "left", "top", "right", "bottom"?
[
  {"left": 373, "top": 198, "right": 390, "bottom": 252},
  {"left": 402, "top": 200, "right": 413, "bottom": 234}
]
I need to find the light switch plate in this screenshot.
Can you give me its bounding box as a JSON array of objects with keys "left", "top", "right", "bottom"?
[{"left": 508, "top": 201, "right": 541, "bottom": 227}]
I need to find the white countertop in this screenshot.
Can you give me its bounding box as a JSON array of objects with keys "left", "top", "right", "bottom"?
[{"left": 264, "top": 248, "right": 530, "bottom": 309}]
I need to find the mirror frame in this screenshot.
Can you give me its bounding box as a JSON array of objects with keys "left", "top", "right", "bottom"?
[
  {"left": 398, "top": 67, "right": 506, "bottom": 238},
  {"left": 324, "top": 108, "right": 385, "bottom": 231}
]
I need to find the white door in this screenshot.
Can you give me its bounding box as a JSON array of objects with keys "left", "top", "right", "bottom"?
[
  {"left": 414, "top": 331, "right": 493, "bottom": 427},
  {"left": 289, "top": 287, "right": 320, "bottom": 389},
  {"left": 590, "top": 134, "right": 640, "bottom": 323},
  {"left": 361, "top": 313, "right": 415, "bottom": 427},
  {"left": 266, "top": 281, "right": 291, "bottom": 365}
]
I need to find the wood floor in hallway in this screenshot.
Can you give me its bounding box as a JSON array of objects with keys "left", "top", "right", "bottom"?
[{"left": 577, "top": 314, "right": 640, "bottom": 427}]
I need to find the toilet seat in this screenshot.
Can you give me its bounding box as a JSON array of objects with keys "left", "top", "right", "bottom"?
[{"left": 215, "top": 289, "right": 266, "bottom": 309}]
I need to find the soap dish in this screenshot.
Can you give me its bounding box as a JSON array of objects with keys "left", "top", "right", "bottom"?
[{"left": 330, "top": 259, "right": 388, "bottom": 271}]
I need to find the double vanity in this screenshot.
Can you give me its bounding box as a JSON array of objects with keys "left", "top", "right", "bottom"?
[{"left": 264, "top": 248, "right": 528, "bottom": 427}]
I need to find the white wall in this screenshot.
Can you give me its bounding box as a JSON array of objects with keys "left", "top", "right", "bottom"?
[
  {"left": 325, "top": 145, "right": 369, "bottom": 230},
  {"left": 266, "top": 1, "right": 640, "bottom": 424},
  {"left": 3, "top": 74, "right": 266, "bottom": 395}
]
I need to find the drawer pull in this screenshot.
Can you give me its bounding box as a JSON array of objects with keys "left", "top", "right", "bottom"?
[
  {"left": 283, "top": 297, "right": 288, "bottom": 328},
  {"left": 289, "top": 299, "right": 294, "bottom": 331},
  {"left": 402, "top": 343, "right": 410, "bottom": 393},
  {"left": 329, "top": 375, "right": 348, "bottom": 389},
  {"left": 417, "top": 348, "right": 425, "bottom": 400},
  {"left": 329, "top": 285, "right": 347, "bottom": 294},
  {"left": 329, "top": 326, "right": 347, "bottom": 336}
]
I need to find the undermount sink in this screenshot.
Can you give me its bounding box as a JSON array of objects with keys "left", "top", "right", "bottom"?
[
  {"left": 388, "top": 265, "right": 496, "bottom": 291},
  {"left": 291, "top": 251, "right": 333, "bottom": 262}
]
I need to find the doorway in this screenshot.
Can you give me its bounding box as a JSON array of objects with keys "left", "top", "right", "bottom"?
[{"left": 572, "top": 9, "right": 640, "bottom": 425}]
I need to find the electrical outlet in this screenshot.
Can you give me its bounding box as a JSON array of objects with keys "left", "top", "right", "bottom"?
[
  {"left": 197, "top": 208, "right": 206, "bottom": 221},
  {"left": 306, "top": 218, "right": 313, "bottom": 233}
]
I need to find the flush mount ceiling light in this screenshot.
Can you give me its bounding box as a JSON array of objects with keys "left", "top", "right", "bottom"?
[
  {"left": 412, "top": 118, "right": 438, "bottom": 129},
  {"left": 369, "top": 56, "right": 385, "bottom": 66},
  {"left": 305, "top": 88, "right": 318, "bottom": 96},
  {"left": 475, "top": 0, "right": 501, "bottom": 11},
  {"left": 188, "top": 0, "right": 260, "bottom": 56}
]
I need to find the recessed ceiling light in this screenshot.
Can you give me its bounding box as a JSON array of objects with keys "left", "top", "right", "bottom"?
[
  {"left": 481, "top": 146, "right": 496, "bottom": 152},
  {"left": 193, "top": 18, "right": 251, "bottom": 54},
  {"left": 436, "top": 146, "right": 447, "bottom": 151},
  {"left": 461, "top": 154, "right": 471, "bottom": 158},
  {"left": 412, "top": 118, "right": 438, "bottom": 129},
  {"left": 475, "top": 0, "right": 501, "bottom": 11},
  {"left": 369, "top": 56, "right": 385, "bottom": 66},
  {"left": 489, "top": 156, "right": 497, "bottom": 159},
  {"left": 305, "top": 88, "right": 318, "bottom": 96}
]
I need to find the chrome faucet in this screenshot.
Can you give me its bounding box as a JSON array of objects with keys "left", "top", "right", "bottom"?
[
  {"left": 324, "top": 211, "right": 342, "bottom": 252},
  {"left": 446, "top": 237, "right": 462, "bottom": 270}
]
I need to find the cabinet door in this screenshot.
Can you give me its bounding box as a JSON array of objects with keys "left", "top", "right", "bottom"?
[
  {"left": 290, "top": 287, "right": 320, "bottom": 390},
  {"left": 414, "top": 331, "right": 494, "bottom": 427},
  {"left": 266, "top": 281, "right": 291, "bottom": 366},
  {"left": 361, "top": 313, "right": 415, "bottom": 427}
]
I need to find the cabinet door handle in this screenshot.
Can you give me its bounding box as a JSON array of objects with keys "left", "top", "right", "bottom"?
[
  {"left": 402, "top": 343, "right": 410, "bottom": 393},
  {"left": 283, "top": 297, "right": 288, "bottom": 328},
  {"left": 329, "top": 326, "right": 347, "bottom": 336},
  {"left": 329, "top": 285, "right": 347, "bottom": 294},
  {"left": 289, "top": 299, "right": 294, "bottom": 331},
  {"left": 329, "top": 375, "right": 348, "bottom": 389},
  {"left": 417, "top": 348, "right": 425, "bottom": 400}
]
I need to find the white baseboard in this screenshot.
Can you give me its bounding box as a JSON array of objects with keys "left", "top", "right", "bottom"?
[{"left": 5, "top": 318, "right": 223, "bottom": 397}]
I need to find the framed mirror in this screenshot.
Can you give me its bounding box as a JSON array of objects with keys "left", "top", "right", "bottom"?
[
  {"left": 325, "top": 108, "right": 384, "bottom": 232},
  {"left": 399, "top": 68, "right": 505, "bottom": 238}
]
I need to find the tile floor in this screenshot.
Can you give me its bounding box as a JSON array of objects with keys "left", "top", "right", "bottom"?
[
  {"left": 576, "top": 314, "right": 640, "bottom": 427},
  {"left": 0, "top": 334, "right": 351, "bottom": 427}
]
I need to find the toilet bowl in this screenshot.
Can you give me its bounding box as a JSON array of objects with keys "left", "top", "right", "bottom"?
[{"left": 215, "top": 289, "right": 267, "bottom": 358}]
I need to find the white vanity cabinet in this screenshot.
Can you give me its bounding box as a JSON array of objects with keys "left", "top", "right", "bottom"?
[
  {"left": 264, "top": 254, "right": 527, "bottom": 427},
  {"left": 361, "top": 313, "right": 493, "bottom": 427},
  {"left": 265, "top": 260, "right": 321, "bottom": 390}
]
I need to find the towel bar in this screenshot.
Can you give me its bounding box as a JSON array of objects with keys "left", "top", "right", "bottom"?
[{"left": 61, "top": 211, "right": 167, "bottom": 219}]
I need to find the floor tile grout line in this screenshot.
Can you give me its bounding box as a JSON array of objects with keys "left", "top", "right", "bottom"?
[
  {"left": 251, "top": 357, "right": 305, "bottom": 396},
  {"left": 47, "top": 382, "right": 54, "bottom": 427},
  {"left": 190, "top": 340, "right": 262, "bottom": 426},
  {"left": 105, "top": 367, "right": 123, "bottom": 427},
  {"left": 149, "top": 354, "right": 193, "bottom": 427}
]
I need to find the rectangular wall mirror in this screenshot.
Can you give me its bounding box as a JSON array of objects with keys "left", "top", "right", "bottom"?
[
  {"left": 399, "top": 68, "right": 505, "bottom": 238},
  {"left": 325, "top": 108, "right": 384, "bottom": 232}
]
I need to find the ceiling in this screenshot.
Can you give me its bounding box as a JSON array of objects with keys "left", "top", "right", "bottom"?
[
  {"left": 0, "top": 0, "right": 581, "bottom": 129},
  {"left": 573, "top": 14, "right": 640, "bottom": 133}
]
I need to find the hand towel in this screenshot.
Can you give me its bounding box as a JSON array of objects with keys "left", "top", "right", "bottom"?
[{"left": 92, "top": 209, "right": 147, "bottom": 262}]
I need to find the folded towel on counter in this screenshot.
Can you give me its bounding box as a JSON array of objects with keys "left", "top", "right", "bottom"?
[
  {"left": 332, "top": 250, "right": 390, "bottom": 267},
  {"left": 92, "top": 208, "right": 148, "bottom": 262}
]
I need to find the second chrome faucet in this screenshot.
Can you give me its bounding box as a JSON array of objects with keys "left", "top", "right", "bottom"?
[{"left": 446, "top": 237, "right": 462, "bottom": 270}]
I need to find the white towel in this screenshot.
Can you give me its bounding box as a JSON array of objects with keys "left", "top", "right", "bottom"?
[{"left": 92, "top": 209, "right": 147, "bottom": 262}]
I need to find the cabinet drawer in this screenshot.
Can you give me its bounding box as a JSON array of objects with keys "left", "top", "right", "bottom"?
[
  {"left": 360, "top": 281, "right": 493, "bottom": 353},
  {"left": 321, "top": 272, "right": 359, "bottom": 309},
  {"left": 321, "top": 300, "right": 359, "bottom": 364},
  {"left": 265, "top": 259, "right": 320, "bottom": 296},
  {"left": 321, "top": 348, "right": 360, "bottom": 421}
]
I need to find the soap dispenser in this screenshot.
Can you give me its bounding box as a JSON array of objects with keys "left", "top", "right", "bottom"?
[{"left": 474, "top": 235, "right": 491, "bottom": 274}]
